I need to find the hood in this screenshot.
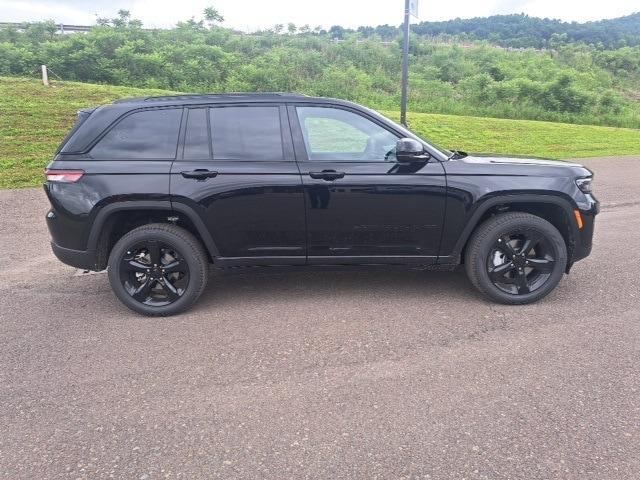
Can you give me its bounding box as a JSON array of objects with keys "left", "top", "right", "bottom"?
[
  {"left": 455, "top": 154, "right": 592, "bottom": 178},
  {"left": 463, "top": 154, "right": 582, "bottom": 167}
]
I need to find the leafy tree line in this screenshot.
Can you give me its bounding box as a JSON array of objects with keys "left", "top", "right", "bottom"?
[
  {"left": 303, "top": 12, "right": 640, "bottom": 49},
  {"left": 410, "top": 13, "right": 640, "bottom": 49},
  {"left": 1, "top": 10, "right": 639, "bottom": 128}
]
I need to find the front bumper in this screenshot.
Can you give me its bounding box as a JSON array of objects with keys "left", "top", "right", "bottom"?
[{"left": 570, "top": 195, "right": 599, "bottom": 267}]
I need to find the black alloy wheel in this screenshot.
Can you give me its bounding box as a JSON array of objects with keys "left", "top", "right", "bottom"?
[
  {"left": 487, "top": 232, "right": 556, "bottom": 295},
  {"left": 108, "top": 223, "right": 209, "bottom": 316},
  {"left": 465, "top": 212, "right": 567, "bottom": 305},
  {"left": 119, "top": 240, "right": 190, "bottom": 306}
]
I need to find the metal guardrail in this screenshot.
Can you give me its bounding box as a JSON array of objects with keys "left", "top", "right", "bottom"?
[{"left": 0, "top": 22, "right": 94, "bottom": 32}]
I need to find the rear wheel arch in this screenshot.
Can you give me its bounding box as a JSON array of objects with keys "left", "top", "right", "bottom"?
[{"left": 88, "top": 202, "right": 218, "bottom": 270}]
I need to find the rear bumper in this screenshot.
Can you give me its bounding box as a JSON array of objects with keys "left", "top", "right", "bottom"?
[{"left": 51, "top": 241, "right": 95, "bottom": 270}]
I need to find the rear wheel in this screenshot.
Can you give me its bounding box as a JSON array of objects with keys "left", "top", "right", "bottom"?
[
  {"left": 465, "top": 212, "right": 567, "bottom": 304},
  {"left": 107, "top": 223, "right": 208, "bottom": 316}
]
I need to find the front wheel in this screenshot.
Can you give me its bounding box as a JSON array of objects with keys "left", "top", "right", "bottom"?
[
  {"left": 107, "top": 224, "right": 209, "bottom": 316},
  {"left": 465, "top": 212, "right": 567, "bottom": 304}
]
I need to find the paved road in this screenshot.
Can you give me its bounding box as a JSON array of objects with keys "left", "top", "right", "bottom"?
[{"left": 1, "top": 157, "right": 639, "bottom": 479}]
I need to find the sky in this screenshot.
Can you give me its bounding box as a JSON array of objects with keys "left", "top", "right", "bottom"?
[{"left": 1, "top": 0, "right": 638, "bottom": 30}]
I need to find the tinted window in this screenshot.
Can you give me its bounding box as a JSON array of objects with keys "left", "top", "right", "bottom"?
[
  {"left": 183, "top": 108, "right": 210, "bottom": 159},
  {"left": 92, "top": 108, "right": 182, "bottom": 159},
  {"left": 210, "top": 106, "right": 283, "bottom": 161},
  {"left": 57, "top": 108, "right": 94, "bottom": 154},
  {"left": 296, "top": 107, "right": 398, "bottom": 162}
]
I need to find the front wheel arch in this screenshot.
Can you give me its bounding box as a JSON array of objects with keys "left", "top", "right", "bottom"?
[{"left": 450, "top": 196, "right": 578, "bottom": 265}]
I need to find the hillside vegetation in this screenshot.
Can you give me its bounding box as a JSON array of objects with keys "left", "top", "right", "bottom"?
[
  {"left": 1, "top": 13, "right": 640, "bottom": 128},
  {"left": 2, "top": 77, "right": 639, "bottom": 188},
  {"left": 341, "top": 13, "right": 640, "bottom": 49},
  {"left": 411, "top": 13, "right": 640, "bottom": 49}
]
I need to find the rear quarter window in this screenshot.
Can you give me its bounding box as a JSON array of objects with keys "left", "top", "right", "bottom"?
[
  {"left": 91, "top": 108, "right": 182, "bottom": 159},
  {"left": 56, "top": 108, "right": 94, "bottom": 154}
]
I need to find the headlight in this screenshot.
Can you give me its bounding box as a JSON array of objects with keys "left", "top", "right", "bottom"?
[{"left": 576, "top": 177, "right": 593, "bottom": 194}]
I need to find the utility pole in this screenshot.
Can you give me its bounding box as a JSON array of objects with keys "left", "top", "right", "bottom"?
[{"left": 400, "top": 0, "right": 410, "bottom": 126}]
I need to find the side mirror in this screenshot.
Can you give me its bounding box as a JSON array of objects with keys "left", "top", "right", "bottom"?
[{"left": 395, "top": 138, "right": 430, "bottom": 163}]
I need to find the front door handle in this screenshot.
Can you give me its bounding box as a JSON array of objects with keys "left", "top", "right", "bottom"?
[
  {"left": 309, "top": 170, "right": 345, "bottom": 181},
  {"left": 181, "top": 169, "right": 218, "bottom": 180}
]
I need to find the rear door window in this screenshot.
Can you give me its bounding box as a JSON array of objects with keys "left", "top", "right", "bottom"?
[
  {"left": 91, "top": 108, "right": 182, "bottom": 159},
  {"left": 210, "top": 106, "right": 284, "bottom": 161}
]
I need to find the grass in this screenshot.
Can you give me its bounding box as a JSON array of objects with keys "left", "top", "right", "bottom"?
[
  {"left": 0, "top": 77, "right": 174, "bottom": 189},
  {"left": 1, "top": 76, "right": 639, "bottom": 188},
  {"left": 390, "top": 112, "right": 640, "bottom": 160}
]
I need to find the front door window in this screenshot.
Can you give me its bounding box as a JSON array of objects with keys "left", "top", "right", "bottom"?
[{"left": 296, "top": 107, "right": 398, "bottom": 162}]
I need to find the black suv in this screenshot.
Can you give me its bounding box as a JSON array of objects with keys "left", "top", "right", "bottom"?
[{"left": 45, "top": 94, "right": 598, "bottom": 315}]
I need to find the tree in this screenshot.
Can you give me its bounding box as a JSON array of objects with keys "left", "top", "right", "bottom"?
[
  {"left": 329, "top": 25, "right": 345, "bottom": 40},
  {"left": 203, "top": 6, "right": 224, "bottom": 27},
  {"left": 112, "top": 10, "right": 131, "bottom": 28},
  {"left": 95, "top": 16, "right": 110, "bottom": 26},
  {"left": 287, "top": 23, "right": 297, "bottom": 35},
  {"left": 357, "top": 26, "right": 375, "bottom": 38},
  {"left": 549, "top": 33, "right": 568, "bottom": 50},
  {"left": 95, "top": 10, "right": 141, "bottom": 28},
  {"left": 44, "top": 20, "right": 58, "bottom": 39}
]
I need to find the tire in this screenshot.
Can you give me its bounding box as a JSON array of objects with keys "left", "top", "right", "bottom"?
[
  {"left": 464, "top": 212, "right": 567, "bottom": 305},
  {"left": 107, "top": 223, "right": 209, "bottom": 316}
]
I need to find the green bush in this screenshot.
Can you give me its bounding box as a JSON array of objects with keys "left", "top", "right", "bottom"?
[{"left": 1, "top": 18, "right": 640, "bottom": 128}]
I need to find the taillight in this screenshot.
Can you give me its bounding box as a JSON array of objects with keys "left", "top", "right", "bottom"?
[{"left": 45, "top": 169, "right": 85, "bottom": 183}]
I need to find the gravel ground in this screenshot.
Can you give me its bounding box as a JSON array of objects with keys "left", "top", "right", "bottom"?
[{"left": 0, "top": 157, "right": 638, "bottom": 479}]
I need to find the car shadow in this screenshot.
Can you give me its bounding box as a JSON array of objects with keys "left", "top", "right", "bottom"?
[{"left": 194, "top": 266, "right": 483, "bottom": 310}]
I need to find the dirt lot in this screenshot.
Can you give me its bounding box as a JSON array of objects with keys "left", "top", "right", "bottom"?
[{"left": 1, "top": 157, "right": 639, "bottom": 479}]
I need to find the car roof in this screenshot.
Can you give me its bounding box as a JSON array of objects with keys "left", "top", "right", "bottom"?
[
  {"left": 58, "top": 93, "right": 366, "bottom": 154},
  {"left": 112, "top": 92, "right": 353, "bottom": 107}
]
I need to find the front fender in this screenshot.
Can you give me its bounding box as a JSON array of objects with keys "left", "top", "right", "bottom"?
[{"left": 439, "top": 192, "right": 581, "bottom": 261}]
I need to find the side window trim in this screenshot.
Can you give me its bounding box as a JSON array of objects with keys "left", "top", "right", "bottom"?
[
  {"left": 279, "top": 105, "right": 296, "bottom": 161},
  {"left": 88, "top": 106, "right": 184, "bottom": 160},
  {"left": 287, "top": 103, "right": 401, "bottom": 163},
  {"left": 178, "top": 107, "right": 213, "bottom": 161},
  {"left": 206, "top": 107, "right": 213, "bottom": 159},
  {"left": 177, "top": 106, "right": 188, "bottom": 160}
]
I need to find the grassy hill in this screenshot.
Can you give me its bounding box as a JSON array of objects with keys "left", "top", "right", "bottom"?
[{"left": 1, "top": 76, "right": 639, "bottom": 188}]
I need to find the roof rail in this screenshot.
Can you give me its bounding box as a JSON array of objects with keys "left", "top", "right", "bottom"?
[
  {"left": 166, "top": 92, "right": 308, "bottom": 102},
  {"left": 112, "top": 92, "right": 309, "bottom": 104}
]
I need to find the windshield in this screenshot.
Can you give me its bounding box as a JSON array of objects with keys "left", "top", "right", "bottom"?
[{"left": 365, "top": 107, "right": 452, "bottom": 158}]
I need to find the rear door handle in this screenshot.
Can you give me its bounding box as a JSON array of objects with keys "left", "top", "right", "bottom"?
[
  {"left": 181, "top": 169, "right": 218, "bottom": 180},
  {"left": 309, "top": 170, "right": 345, "bottom": 181}
]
